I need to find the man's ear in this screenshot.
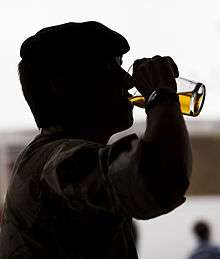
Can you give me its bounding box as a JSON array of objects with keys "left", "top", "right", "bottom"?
[{"left": 49, "top": 77, "right": 67, "bottom": 98}]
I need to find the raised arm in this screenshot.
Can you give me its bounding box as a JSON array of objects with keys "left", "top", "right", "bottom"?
[{"left": 133, "top": 56, "right": 192, "bottom": 211}]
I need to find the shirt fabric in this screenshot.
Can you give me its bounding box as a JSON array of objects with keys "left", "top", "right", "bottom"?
[
  {"left": 188, "top": 242, "right": 220, "bottom": 259},
  {"left": 0, "top": 130, "right": 189, "bottom": 259}
]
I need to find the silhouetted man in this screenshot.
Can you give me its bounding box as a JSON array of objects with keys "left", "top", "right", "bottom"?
[
  {"left": 0, "top": 21, "right": 192, "bottom": 259},
  {"left": 187, "top": 221, "right": 220, "bottom": 259}
]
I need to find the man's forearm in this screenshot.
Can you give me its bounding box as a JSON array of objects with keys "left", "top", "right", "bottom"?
[{"left": 141, "top": 100, "right": 192, "bottom": 205}]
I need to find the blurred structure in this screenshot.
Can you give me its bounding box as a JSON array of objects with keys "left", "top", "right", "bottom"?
[
  {"left": 0, "top": 120, "right": 220, "bottom": 204},
  {"left": 0, "top": 130, "right": 38, "bottom": 205}
]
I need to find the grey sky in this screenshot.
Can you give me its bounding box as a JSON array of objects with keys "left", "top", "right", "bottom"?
[{"left": 0, "top": 0, "right": 220, "bottom": 131}]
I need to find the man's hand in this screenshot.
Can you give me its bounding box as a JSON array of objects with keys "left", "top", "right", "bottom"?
[{"left": 132, "top": 55, "right": 179, "bottom": 99}]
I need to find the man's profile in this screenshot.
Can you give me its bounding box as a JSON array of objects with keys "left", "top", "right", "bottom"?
[{"left": 0, "top": 21, "right": 192, "bottom": 259}]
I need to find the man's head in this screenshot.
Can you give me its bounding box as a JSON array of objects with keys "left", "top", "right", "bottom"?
[
  {"left": 193, "top": 220, "right": 211, "bottom": 243},
  {"left": 18, "top": 21, "right": 134, "bottom": 137}
]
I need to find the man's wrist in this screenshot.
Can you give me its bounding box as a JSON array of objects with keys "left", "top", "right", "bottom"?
[{"left": 145, "top": 88, "right": 179, "bottom": 114}]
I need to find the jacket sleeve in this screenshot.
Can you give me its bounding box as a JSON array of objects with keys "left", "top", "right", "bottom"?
[{"left": 107, "top": 134, "right": 190, "bottom": 219}]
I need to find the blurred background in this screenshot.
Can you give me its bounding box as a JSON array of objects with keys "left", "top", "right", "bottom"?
[{"left": 0, "top": 0, "right": 220, "bottom": 258}]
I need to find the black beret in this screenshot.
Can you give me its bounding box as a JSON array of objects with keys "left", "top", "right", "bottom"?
[{"left": 20, "top": 21, "right": 130, "bottom": 62}]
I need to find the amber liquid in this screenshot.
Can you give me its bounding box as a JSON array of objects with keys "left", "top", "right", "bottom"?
[{"left": 128, "top": 91, "right": 204, "bottom": 116}]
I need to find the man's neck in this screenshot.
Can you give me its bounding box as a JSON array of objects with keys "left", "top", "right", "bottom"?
[{"left": 41, "top": 125, "right": 111, "bottom": 144}]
